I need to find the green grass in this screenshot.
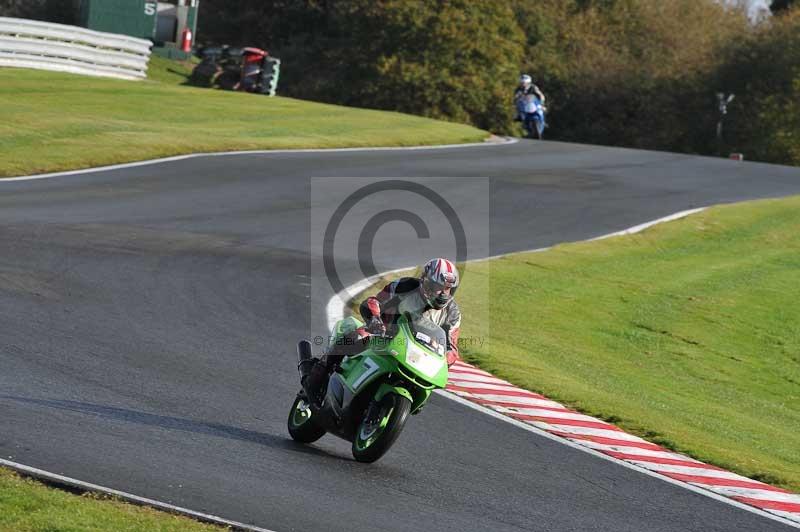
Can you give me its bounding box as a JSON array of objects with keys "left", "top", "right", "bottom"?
[
  {"left": 0, "top": 58, "right": 487, "bottom": 177},
  {"left": 0, "top": 467, "right": 223, "bottom": 532},
  {"left": 145, "top": 55, "right": 199, "bottom": 85},
  {"left": 354, "top": 196, "right": 800, "bottom": 491}
]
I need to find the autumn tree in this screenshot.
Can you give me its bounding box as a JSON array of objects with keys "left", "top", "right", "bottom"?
[
  {"left": 511, "top": 0, "right": 748, "bottom": 152},
  {"left": 257, "top": 0, "right": 525, "bottom": 133},
  {"left": 718, "top": 8, "right": 800, "bottom": 165},
  {"left": 0, "top": 0, "right": 78, "bottom": 24}
]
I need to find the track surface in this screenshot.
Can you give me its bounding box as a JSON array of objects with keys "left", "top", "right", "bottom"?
[{"left": 1, "top": 141, "right": 799, "bottom": 531}]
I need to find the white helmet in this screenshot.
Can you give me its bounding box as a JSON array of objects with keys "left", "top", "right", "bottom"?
[
  {"left": 520, "top": 74, "right": 532, "bottom": 84},
  {"left": 420, "top": 258, "right": 459, "bottom": 309}
]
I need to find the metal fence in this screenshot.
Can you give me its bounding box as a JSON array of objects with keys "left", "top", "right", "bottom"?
[{"left": 0, "top": 17, "right": 151, "bottom": 80}]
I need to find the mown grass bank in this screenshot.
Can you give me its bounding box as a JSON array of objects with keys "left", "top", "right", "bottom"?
[
  {"left": 0, "top": 58, "right": 487, "bottom": 177},
  {"left": 355, "top": 196, "right": 800, "bottom": 491},
  {"left": 0, "top": 467, "right": 223, "bottom": 531}
]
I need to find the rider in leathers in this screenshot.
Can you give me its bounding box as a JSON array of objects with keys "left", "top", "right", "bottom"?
[{"left": 302, "top": 258, "right": 461, "bottom": 403}]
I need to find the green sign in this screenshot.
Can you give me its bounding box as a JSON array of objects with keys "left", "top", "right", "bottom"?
[{"left": 81, "top": 0, "right": 158, "bottom": 40}]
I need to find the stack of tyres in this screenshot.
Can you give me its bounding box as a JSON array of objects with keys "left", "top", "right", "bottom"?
[
  {"left": 190, "top": 45, "right": 279, "bottom": 96},
  {"left": 259, "top": 57, "right": 281, "bottom": 96}
]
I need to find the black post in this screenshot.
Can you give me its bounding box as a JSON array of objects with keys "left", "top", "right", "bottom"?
[{"left": 716, "top": 92, "right": 735, "bottom": 156}]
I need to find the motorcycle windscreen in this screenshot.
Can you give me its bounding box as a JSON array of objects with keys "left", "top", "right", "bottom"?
[
  {"left": 400, "top": 316, "right": 448, "bottom": 387},
  {"left": 409, "top": 315, "right": 447, "bottom": 355}
]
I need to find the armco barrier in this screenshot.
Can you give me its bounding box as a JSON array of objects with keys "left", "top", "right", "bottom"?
[{"left": 0, "top": 17, "right": 151, "bottom": 80}]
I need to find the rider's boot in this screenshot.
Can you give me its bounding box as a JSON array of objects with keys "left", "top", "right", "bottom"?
[
  {"left": 300, "top": 331, "right": 370, "bottom": 404},
  {"left": 301, "top": 338, "right": 354, "bottom": 402},
  {"left": 298, "top": 339, "right": 327, "bottom": 404},
  {"left": 301, "top": 359, "right": 329, "bottom": 405}
]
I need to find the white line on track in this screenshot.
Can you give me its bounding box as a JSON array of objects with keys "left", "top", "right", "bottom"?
[
  {"left": 325, "top": 206, "right": 800, "bottom": 530},
  {"left": 0, "top": 137, "right": 517, "bottom": 182},
  {"left": 0, "top": 458, "right": 277, "bottom": 532}
]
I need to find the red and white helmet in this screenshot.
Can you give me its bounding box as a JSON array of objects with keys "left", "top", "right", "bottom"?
[{"left": 420, "top": 258, "right": 460, "bottom": 309}]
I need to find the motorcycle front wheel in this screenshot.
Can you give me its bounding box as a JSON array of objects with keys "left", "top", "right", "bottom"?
[
  {"left": 287, "top": 394, "right": 326, "bottom": 443},
  {"left": 352, "top": 393, "right": 412, "bottom": 463}
]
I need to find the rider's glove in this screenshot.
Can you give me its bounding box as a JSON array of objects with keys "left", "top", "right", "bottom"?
[
  {"left": 366, "top": 316, "right": 386, "bottom": 335},
  {"left": 446, "top": 350, "right": 459, "bottom": 367}
]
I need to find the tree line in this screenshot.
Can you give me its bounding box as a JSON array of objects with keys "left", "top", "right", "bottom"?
[
  {"left": 194, "top": 0, "right": 798, "bottom": 165},
  {"left": 196, "top": 0, "right": 799, "bottom": 166},
  {"left": 2, "top": 0, "right": 797, "bottom": 165},
  {"left": 0, "top": 0, "right": 79, "bottom": 25}
]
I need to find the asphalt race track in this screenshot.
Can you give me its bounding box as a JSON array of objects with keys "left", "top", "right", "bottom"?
[{"left": 2, "top": 140, "right": 800, "bottom": 531}]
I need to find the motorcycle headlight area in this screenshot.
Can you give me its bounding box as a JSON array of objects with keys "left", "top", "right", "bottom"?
[{"left": 404, "top": 339, "right": 444, "bottom": 379}]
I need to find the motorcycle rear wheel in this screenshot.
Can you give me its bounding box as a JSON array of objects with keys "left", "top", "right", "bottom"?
[
  {"left": 287, "top": 394, "right": 326, "bottom": 443},
  {"left": 352, "top": 394, "right": 412, "bottom": 463}
]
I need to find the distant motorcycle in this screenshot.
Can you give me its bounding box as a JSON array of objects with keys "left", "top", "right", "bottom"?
[{"left": 516, "top": 95, "right": 546, "bottom": 140}]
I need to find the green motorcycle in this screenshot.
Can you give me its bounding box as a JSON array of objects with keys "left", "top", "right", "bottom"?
[{"left": 288, "top": 313, "right": 449, "bottom": 462}]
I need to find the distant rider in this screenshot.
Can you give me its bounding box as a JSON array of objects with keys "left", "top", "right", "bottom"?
[
  {"left": 302, "top": 258, "right": 462, "bottom": 403},
  {"left": 514, "top": 74, "right": 546, "bottom": 121}
]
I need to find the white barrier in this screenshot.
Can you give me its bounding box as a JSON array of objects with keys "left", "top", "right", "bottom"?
[{"left": 0, "top": 17, "right": 151, "bottom": 80}]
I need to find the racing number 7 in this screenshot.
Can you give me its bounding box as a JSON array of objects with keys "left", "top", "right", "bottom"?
[{"left": 352, "top": 358, "right": 380, "bottom": 389}]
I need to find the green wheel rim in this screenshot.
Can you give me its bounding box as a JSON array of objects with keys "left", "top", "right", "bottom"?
[
  {"left": 355, "top": 404, "right": 393, "bottom": 451},
  {"left": 291, "top": 398, "right": 312, "bottom": 428}
]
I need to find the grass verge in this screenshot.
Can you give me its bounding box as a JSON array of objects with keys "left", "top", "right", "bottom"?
[
  {"left": 0, "top": 467, "right": 223, "bottom": 531},
  {"left": 0, "top": 58, "right": 487, "bottom": 177},
  {"left": 352, "top": 196, "right": 800, "bottom": 491}
]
